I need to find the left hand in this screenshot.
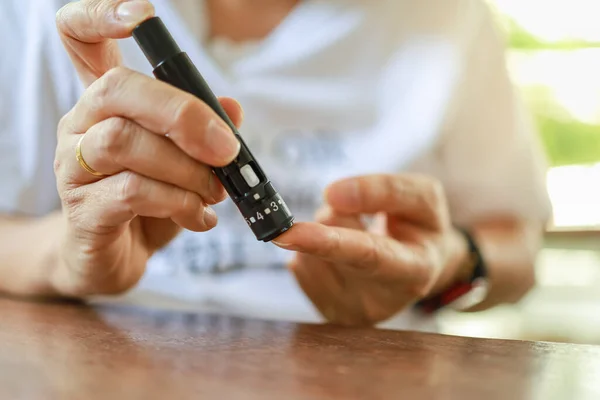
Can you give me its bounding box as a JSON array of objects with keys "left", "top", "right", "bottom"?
[{"left": 273, "top": 174, "right": 470, "bottom": 327}]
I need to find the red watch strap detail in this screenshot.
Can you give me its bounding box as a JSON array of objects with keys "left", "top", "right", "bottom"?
[
  {"left": 441, "top": 281, "right": 474, "bottom": 304},
  {"left": 417, "top": 281, "right": 474, "bottom": 314}
]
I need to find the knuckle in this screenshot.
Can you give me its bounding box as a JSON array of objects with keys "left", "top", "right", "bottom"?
[
  {"left": 118, "top": 171, "right": 144, "bottom": 205},
  {"left": 96, "top": 118, "right": 130, "bottom": 162},
  {"left": 177, "top": 190, "right": 196, "bottom": 215},
  {"left": 54, "top": 144, "right": 76, "bottom": 188},
  {"left": 60, "top": 186, "right": 86, "bottom": 211},
  {"left": 322, "top": 230, "right": 343, "bottom": 258},
  {"left": 103, "top": 66, "right": 132, "bottom": 83},
  {"left": 88, "top": 82, "right": 110, "bottom": 115},
  {"left": 106, "top": 115, "right": 130, "bottom": 134},
  {"left": 90, "top": 67, "right": 131, "bottom": 111},
  {"left": 178, "top": 191, "right": 203, "bottom": 222},
  {"left": 57, "top": 111, "right": 73, "bottom": 136},
  {"left": 361, "top": 235, "right": 382, "bottom": 266}
]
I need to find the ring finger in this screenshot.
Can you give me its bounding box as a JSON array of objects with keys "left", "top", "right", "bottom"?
[{"left": 57, "top": 117, "right": 226, "bottom": 204}]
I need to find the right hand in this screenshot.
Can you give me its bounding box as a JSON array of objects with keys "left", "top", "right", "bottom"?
[{"left": 52, "top": 0, "right": 242, "bottom": 296}]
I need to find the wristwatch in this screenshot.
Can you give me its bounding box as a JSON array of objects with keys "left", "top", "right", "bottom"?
[{"left": 415, "top": 228, "right": 490, "bottom": 314}]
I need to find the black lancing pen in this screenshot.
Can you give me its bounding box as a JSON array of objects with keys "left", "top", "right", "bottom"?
[{"left": 132, "top": 16, "right": 294, "bottom": 242}]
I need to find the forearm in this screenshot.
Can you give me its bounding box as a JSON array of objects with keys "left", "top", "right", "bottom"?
[
  {"left": 0, "top": 211, "right": 66, "bottom": 298},
  {"left": 466, "top": 218, "right": 543, "bottom": 311}
]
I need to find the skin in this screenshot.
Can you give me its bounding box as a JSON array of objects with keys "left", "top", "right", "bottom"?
[{"left": 0, "top": 0, "right": 545, "bottom": 327}]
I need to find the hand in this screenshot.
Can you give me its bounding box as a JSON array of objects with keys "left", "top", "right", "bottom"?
[
  {"left": 273, "top": 174, "right": 470, "bottom": 327},
  {"left": 52, "top": 0, "right": 242, "bottom": 296}
]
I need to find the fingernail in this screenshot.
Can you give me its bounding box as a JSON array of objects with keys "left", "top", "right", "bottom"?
[
  {"left": 202, "top": 206, "right": 218, "bottom": 227},
  {"left": 272, "top": 241, "right": 301, "bottom": 251},
  {"left": 206, "top": 119, "right": 241, "bottom": 163},
  {"left": 116, "top": 1, "right": 154, "bottom": 23}
]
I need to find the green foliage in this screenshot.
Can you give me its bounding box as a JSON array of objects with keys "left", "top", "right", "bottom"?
[
  {"left": 507, "top": 19, "right": 600, "bottom": 50},
  {"left": 537, "top": 115, "right": 600, "bottom": 167},
  {"left": 497, "top": 14, "right": 600, "bottom": 167}
]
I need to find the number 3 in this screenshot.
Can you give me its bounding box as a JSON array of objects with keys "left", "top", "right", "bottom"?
[{"left": 271, "top": 201, "right": 279, "bottom": 212}]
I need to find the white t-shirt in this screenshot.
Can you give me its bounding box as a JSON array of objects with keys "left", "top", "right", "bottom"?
[{"left": 0, "top": 0, "right": 552, "bottom": 330}]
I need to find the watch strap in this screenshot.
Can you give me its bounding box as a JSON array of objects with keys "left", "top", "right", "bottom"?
[{"left": 415, "top": 228, "right": 489, "bottom": 314}]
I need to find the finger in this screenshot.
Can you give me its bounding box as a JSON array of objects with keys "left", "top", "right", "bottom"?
[
  {"left": 274, "top": 222, "right": 431, "bottom": 284},
  {"left": 64, "top": 68, "right": 241, "bottom": 167},
  {"left": 288, "top": 255, "right": 346, "bottom": 318},
  {"left": 63, "top": 171, "right": 218, "bottom": 233},
  {"left": 56, "top": 118, "right": 226, "bottom": 204},
  {"left": 56, "top": 0, "right": 155, "bottom": 86},
  {"left": 287, "top": 209, "right": 351, "bottom": 321},
  {"left": 291, "top": 249, "right": 348, "bottom": 298},
  {"left": 219, "top": 97, "right": 244, "bottom": 129},
  {"left": 314, "top": 206, "right": 365, "bottom": 230},
  {"left": 289, "top": 253, "right": 356, "bottom": 324},
  {"left": 290, "top": 255, "right": 387, "bottom": 327},
  {"left": 324, "top": 174, "right": 449, "bottom": 230}
]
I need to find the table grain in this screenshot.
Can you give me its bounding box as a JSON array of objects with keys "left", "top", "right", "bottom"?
[{"left": 1, "top": 297, "right": 599, "bottom": 400}]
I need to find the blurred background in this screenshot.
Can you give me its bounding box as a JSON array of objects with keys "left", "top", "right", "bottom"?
[{"left": 438, "top": 0, "right": 600, "bottom": 345}]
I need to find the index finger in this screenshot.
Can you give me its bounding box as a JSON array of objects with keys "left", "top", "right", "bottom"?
[
  {"left": 65, "top": 67, "right": 242, "bottom": 167},
  {"left": 325, "top": 174, "right": 450, "bottom": 231},
  {"left": 273, "top": 222, "right": 431, "bottom": 284},
  {"left": 56, "top": 0, "right": 155, "bottom": 86}
]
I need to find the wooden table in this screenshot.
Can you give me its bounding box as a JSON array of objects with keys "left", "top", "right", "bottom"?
[{"left": 1, "top": 298, "right": 599, "bottom": 400}]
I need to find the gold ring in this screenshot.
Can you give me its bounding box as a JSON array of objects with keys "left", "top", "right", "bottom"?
[{"left": 75, "top": 135, "right": 105, "bottom": 177}]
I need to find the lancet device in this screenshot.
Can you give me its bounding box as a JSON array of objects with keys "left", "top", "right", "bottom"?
[{"left": 132, "top": 17, "right": 294, "bottom": 242}]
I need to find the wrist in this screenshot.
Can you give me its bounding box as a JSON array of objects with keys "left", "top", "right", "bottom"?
[
  {"left": 48, "top": 216, "right": 81, "bottom": 298},
  {"left": 5, "top": 211, "right": 69, "bottom": 299},
  {"left": 428, "top": 227, "right": 472, "bottom": 297},
  {"left": 417, "top": 226, "right": 490, "bottom": 314}
]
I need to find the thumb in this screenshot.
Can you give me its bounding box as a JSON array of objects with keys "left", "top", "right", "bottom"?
[{"left": 56, "top": 0, "right": 155, "bottom": 87}]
